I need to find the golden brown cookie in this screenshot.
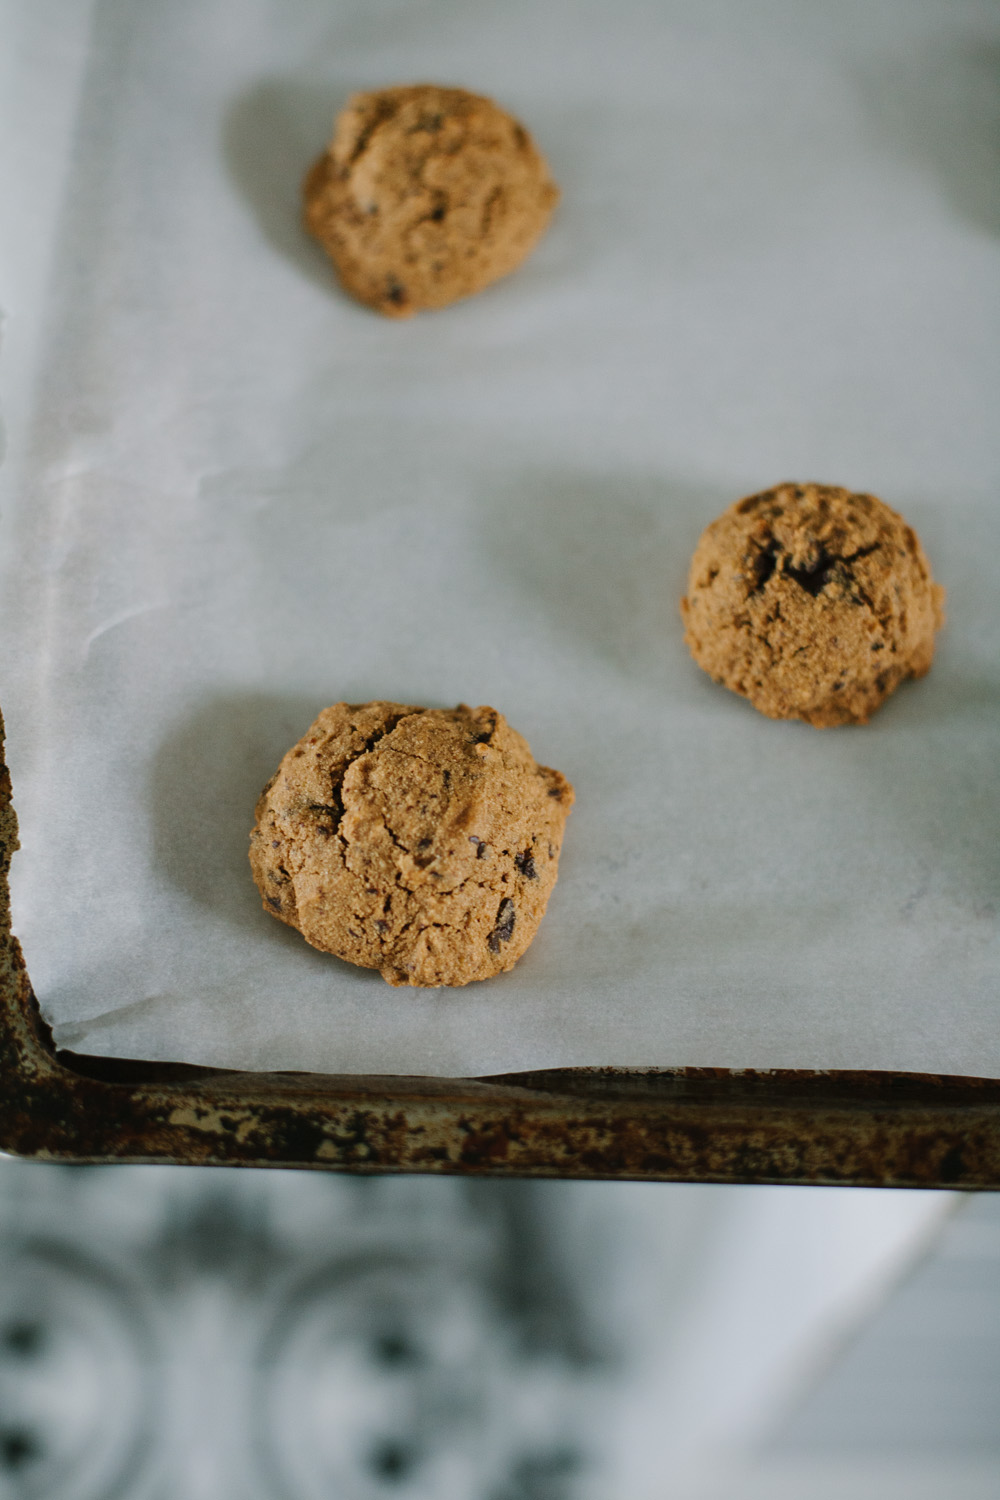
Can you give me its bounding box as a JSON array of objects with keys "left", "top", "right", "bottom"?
[
  {"left": 303, "top": 84, "right": 559, "bottom": 317},
  {"left": 680, "top": 483, "right": 945, "bottom": 727},
  {"left": 250, "top": 702, "right": 573, "bottom": 986}
]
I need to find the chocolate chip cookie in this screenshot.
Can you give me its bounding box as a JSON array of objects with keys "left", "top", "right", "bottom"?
[
  {"left": 303, "top": 84, "right": 559, "bottom": 317},
  {"left": 681, "top": 483, "right": 945, "bottom": 726},
  {"left": 250, "top": 703, "right": 573, "bottom": 986}
]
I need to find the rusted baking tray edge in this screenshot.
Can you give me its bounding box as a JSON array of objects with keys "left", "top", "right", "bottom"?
[{"left": 2, "top": 713, "right": 998, "bottom": 1185}]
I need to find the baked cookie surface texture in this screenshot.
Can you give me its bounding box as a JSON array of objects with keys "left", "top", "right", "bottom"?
[
  {"left": 303, "top": 84, "right": 559, "bottom": 317},
  {"left": 681, "top": 483, "right": 945, "bottom": 727},
  {"left": 250, "top": 703, "right": 574, "bottom": 987}
]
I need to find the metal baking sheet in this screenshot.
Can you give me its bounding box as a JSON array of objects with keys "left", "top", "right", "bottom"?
[{"left": 1, "top": 0, "right": 998, "bottom": 1081}]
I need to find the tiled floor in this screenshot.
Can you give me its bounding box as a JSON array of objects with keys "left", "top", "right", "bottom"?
[{"left": 0, "top": 1162, "right": 995, "bottom": 1499}]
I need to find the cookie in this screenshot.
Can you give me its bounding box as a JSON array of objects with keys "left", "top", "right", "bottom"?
[
  {"left": 250, "top": 702, "right": 573, "bottom": 987},
  {"left": 680, "top": 483, "right": 945, "bottom": 727},
  {"left": 303, "top": 84, "right": 559, "bottom": 317}
]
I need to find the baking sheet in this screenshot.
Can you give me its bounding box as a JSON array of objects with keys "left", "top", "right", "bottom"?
[{"left": 1, "top": 0, "right": 998, "bottom": 1077}]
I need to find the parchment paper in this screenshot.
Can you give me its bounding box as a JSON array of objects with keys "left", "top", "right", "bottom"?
[{"left": 2, "top": 0, "right": 998, "bottom": 1076}]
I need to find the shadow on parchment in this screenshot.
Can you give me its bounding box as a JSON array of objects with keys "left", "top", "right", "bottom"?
[
  {"left": 853, "top": 35, "right": 1000, "bottom": 238},
  {"left": 473, "top": 467, "right": 725, "bottom": 693},
  {"left": 150, "top": 690, "right": 314, "bottom": 934},
  {"left": 148, "top": 691, "right": 382, "bottom": 989},
  {"left": 221, "top": 77, "right": 349, "bottom": 296}
]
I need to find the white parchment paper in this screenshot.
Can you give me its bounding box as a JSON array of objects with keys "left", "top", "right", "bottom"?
[{"left": 2, "top": 0, "right": 998, "bottom": 1076}]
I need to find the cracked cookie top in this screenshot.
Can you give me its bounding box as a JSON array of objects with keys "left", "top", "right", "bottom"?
[
  {"left": 303, "top": 84, "right": 559, "bottom": 317},
  {"left": 249, "top": 702, "right": 573, "bottom": 987},
  {"left": 680, "top": 483, "right": 945, "bottom": 727}
]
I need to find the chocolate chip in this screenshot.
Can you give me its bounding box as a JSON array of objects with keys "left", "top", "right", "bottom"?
[
  {"left": 786, "top": 547, "right": 837, "bottom": 597},
  {"left": 471, "top": 712, "right": 497, "bottom": 745},
  {"left": 514, "top": 850, "right": 538, "bottom": 879},
  {"left": 361, "top": 712, "right": 410, "bottom": 755},
  {"left": 469, "top": 835, "right": 480, "bottom": 845},
  {"left": 266, "top": 895, "right": 282, "bottom": 912},
  {"left": 750, "top": 542, "right": 780, "bottom": 590},
  {"left": 477, "top": 842, "right": 490, "bottom": 860},
  {"left": 786, "top": 541, "right": 882, "bottom": 600},
  {"left": 310, "top": 789, "right": 344, "bottom": 837},
  {"left": 386, "top": 280, "right": 407, "bottom": 306},
  {"left": 488, "top": 898, "right": 516, "bottom": 952},
  {"left": 871, "top": 641, "right": 884, "bottom": 652},
  {"left": 374, "top": 919, "right": 389, "bottom": 933}
]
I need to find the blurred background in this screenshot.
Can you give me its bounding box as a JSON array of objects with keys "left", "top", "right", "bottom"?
[{"left": 0, "top": 1161, "right": 997, "bottom": 1499}]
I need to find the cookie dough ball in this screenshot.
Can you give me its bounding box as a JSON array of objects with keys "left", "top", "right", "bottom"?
[
  {"left": 680, "top": 483, "right": 945, "bottom": 727},
  {"left": 303, "top": 84, "right": 559, "bottom": 317},
  {"left": 250, "top": 702, "right": 574, "bottom": 987}
]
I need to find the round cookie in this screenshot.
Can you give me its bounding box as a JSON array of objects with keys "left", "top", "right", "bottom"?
[
  {"left": 250, "top": 702, "right": 574, "bottom": 987},
  {"left": 303, "top": 84, "right": 559, "bottom": 317},
  {"left": 680, "top": 483, "right": 945, "bottom": 727}
]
